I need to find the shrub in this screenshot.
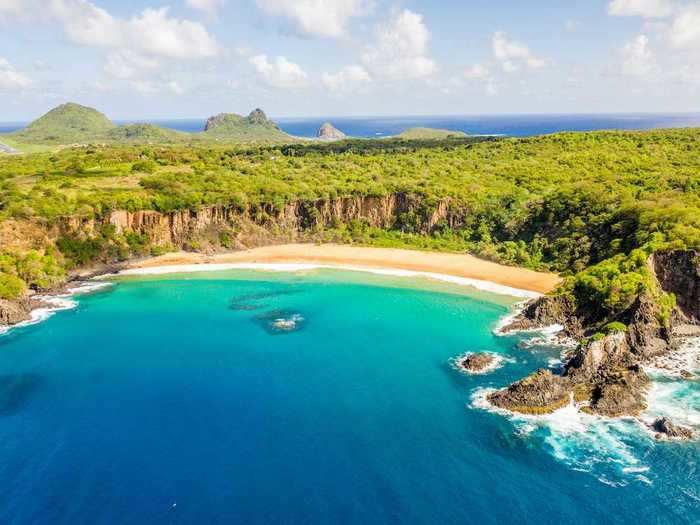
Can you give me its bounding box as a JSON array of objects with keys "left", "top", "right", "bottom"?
[{"left": 0, "top": 272, "right": 26, "bottom": 300}]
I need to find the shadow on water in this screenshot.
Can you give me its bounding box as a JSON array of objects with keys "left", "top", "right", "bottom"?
[
  {"left": 0, "top": 374, "right": 44, "bottom": 416},
  {"left": 254, "top": 309, "right": 307, "bottom": 335}
]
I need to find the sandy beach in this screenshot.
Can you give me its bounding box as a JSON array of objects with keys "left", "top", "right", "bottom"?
[{"left": 123, "top": 244, "right": 562, "bottom": 295}]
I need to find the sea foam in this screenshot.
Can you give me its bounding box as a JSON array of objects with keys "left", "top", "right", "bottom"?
[
  {"left": 470, "top": 388, "right": 651, "bottom": 485},
  {"left": 0, "top": 281, "right": 113, "bottom": 336}
]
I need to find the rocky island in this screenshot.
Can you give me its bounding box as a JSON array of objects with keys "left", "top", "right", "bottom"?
[
  {"left": 454, "top": 352, "right": 498, "bottom": 374},
  {"left": 317, "top": 122, "right": 347, "bottom": 141}
]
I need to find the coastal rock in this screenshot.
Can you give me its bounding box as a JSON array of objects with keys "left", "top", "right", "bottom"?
[
  {"left": 566, "top": 332, "right": 631, "bottom": 381},
  {"left": 651, "top": 417, "right": 694, "bottom": 440},
  {"left": 652, "top": 250, "right": 700, "bottom": 323},
  {"left": 317, "top": 122, "right": 346, "bottom": 141},
  {"left": 500, "top": 295, "right": 583, "bottom": 337},
  {"left": 456, "top": 353, "right": 496, "bottom": 373},
  {"left": 488, "top": 369, "right": 571, "bottom": 414},
  {"left": 0, "top": 298, "right": 32, "bottom": 326},
  {"left": 625, "top": 294, "right": 670, "bottom": 358},
  {"left": 585, "top": 367, "right": 650, "bottom": 417}
]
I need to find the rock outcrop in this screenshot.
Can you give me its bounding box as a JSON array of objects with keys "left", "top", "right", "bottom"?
[
  {"left": 0, "top": 298, "right": 33, "bottom": 327},
  {"left": 317, "top": 122, "right": 346, "bottom": 141},
  {"left": 652, "top": 250, "right": 700, "bottom": 323},
  {"left": 493, "top": 250, "right": 700, "bottom": 418},
  {"left": 651, "top": 417, "right": 695, "bottom": 440},
  {"left": 488, "top": 369, "right": 571, "bottom": 414},
  {"left": 456, "top": 353, "right": 496, "bottom": 373},
  {"left": 500, "top": 294, "right": 582, "bottom": 337}
]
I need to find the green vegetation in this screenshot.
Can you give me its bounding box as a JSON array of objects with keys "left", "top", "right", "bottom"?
[
  {"left": 106, "top": 124, "right": 187, "bottom": 143},
  {"left": 604, "top": 322, "right": 627, "bottom": 334},
  {"left": 201, "top": 109, "right": 294, "bottom": 142},
  {"left": 397, "top": 127, "right": 468, "bottom": 139},
  {"left": 0, "top": 127, "right": 699, "bottom": 326},
  {"left": 2, "top": 104, "right": 295, "bottom": 150},
  {"left": 10, "top": 103, "right": 116, "bottom": 145},
  {"left": 0, "top": 273, "right": 26, "bottom": 300}
]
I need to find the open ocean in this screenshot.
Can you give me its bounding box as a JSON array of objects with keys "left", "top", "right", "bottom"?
[
  {"left": 0, "top": 269, "right": 697, "bottom": 524},
  {"left": 3, "top": 113, "right": 700, "bottom": 138}
]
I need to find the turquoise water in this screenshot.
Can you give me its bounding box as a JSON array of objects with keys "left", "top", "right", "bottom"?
[{"left": 0, "top": 269, "right": 697, "bottom": 524}]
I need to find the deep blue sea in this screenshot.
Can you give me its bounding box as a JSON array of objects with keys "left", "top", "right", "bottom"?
[
  {"left": 3, "top": 113, "right": 700, "bottom": 138},
  {"left": 0, "top": 269, "right": 698, "bottom": 525}
]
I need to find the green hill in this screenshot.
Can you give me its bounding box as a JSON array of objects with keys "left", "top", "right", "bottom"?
[
  {"left": 201, "top": 109, "right": 293, "bottom": 142},
  {"left": 11, "top": 103, "right": 116, "bottom": 144},
  {"left": 106, "top": 124, "right": 186, "bottom": 143},
  {"left": 397, "top": 127, "right": 468, "bottom": 139}
]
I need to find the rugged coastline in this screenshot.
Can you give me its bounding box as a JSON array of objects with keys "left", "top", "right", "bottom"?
[{"left": 489, "top": 250, "right": 700, "bottom": 438}]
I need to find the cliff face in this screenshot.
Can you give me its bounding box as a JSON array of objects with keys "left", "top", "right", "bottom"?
[
  {"left": 56, "top": 194, "right": 457, "bottom": 248},
  {"left": 652, "top": 250, "right": 700, "bottom": 323}
]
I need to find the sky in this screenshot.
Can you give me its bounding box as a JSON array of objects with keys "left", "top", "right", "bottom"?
[{"left": 0, "top": 0, "right": 699, "bottom": 120}]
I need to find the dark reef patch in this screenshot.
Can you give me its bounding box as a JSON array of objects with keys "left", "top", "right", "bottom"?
[
  {"left": 0, "top": 374, "right": 44, "bottom": 416},
  {"left": 228, "top": 289, "right": 300, "bottom": 312}
]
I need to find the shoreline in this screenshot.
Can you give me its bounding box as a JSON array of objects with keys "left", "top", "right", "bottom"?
[{"left": 118, "top": 244, "right": 562, "bottom": 297}]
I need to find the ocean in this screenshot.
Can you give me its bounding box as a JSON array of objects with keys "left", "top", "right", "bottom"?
[
  {"left": 2, "top": 113, "right": 700, "bottom": 138},
  {"left": 0, "top": 269, "right": 697, "bottom": 524}
]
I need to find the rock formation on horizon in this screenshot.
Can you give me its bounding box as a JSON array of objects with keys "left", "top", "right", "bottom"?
[{"left": 317, "top": 122, "right": 346, "bottom": 141}]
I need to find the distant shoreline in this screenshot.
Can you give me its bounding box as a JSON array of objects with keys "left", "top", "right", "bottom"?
[{"left": 118, "top": 244, "right": 562, "bottom": 297}]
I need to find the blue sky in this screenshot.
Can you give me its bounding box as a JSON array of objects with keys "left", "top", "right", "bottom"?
[{"left": 1, "top": 0, "right": 699, "bottom": 119}]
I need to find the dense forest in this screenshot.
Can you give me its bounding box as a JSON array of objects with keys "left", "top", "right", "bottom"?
[{"left": 1, "top": 129, "right": 699, "bottom": 327}]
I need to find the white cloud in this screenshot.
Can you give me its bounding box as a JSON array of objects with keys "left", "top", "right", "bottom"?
[
  {"left": 492, "top": 31, "right": 546, "bottom": 72},
  {"left": 186, "top": 0, "right": 225, "bottom": 14},
  {"left": 130, "top": 80, "right": 159, "bottom": 95},
  {"left": 0, "top": 0, "right": 25, "bottom": 15},
  {"left": 668, "top": 5, "right": 700, "bottom": 49},
  {"left": 256, "top": 0, "right": 367, "bottom": 38},
  {"left": 126, "top": 8, "right": 219, "bottom": 59},
  {"left": 167, "top": 80, "right": 185, "bottom": 95},
  {"left": 462, "top": 63, "right": 498, "bottom": 96},
  {"left": 608, "top": 0, "right": 675, "bottom": 18},
  {"left": 16, "top": 1, "right": 221, "bottom": 59},
  {"left": 621, "top": 34, "right": 658, "bottom": 76},
  {"left": 249, "top": 54, "right": 309, "bottom": 88},
  {"left": 0, "top": 57, "right": 31, "bottom": 89},
  {"left": 464, "top": 64, "right": 489, "bottom": 80},
  {"left": 104, "top": 50, "right": 159, "bottom": 79},
  {"left": 322, "top": 65, "right": 371, "bottom": 95},
  {"left": 361, "top": 10, "right": 437, "bottom": 81}
]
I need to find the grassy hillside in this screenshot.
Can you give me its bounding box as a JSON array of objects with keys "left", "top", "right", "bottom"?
[
  {"left": 0, "top": 128, "right": 699, "bottom": 321},
  {"left": 5, "top": 103, "right": 295, "bottom": 149},
  {"left": 106, "top": 124, "right": 187, "bottom": 143},
  {"left": 10, "top": 103, "right": 116, "bottom": 145},
  {"left": 397, "top": 127, "right": 468, "bottom": 139},
  {"left": 201, "top": 109, "right": 294, "bottom": 142}
]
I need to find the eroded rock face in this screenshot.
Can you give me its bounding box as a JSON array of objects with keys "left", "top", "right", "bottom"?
[
  {"left": 585, "top": 367, "right": 650, "bottom": 417},
  {"left": 317, "top": 122, "right": 346, "bottom": 141},
  {"left": 457, "top": 353, "right": 495, "bottom": 373},
  {"left": 652, "top": 250, "right": 700, "bottom": 323},
  {"left": 625, "top": 294, "right": 670, "bottom": 358},
  {"left": 0, "top": 299, "right": 32, "bottom": 326},
  {"left": 651, "top": 417, "right": 695, "bottom": 440},
  {"left": 488, "top": 369, "right": 571, "bottom": 414},
  {"left": 499, "top": 295, "right": 583, "bottom": 337}
]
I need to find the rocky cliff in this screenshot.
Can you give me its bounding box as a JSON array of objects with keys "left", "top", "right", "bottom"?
[
  {"left": 492, "top": 250, "right": 699, "bottom": 418},
  {"left": 56, "top": 194, "right": 460, "bottom": 249}
]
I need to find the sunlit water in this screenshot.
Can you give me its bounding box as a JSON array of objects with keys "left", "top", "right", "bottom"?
[{"left": 0, "top": 269, "right": 697, "bottom": 524}]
